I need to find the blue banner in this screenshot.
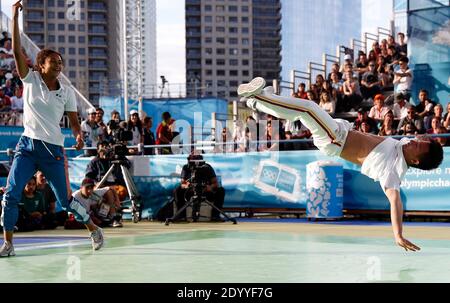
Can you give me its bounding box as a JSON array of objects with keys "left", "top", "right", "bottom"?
[
  {"left": 99, "top": 96, "right": 229, "bottom": 135},
  {"left": 64, "top": 148, "right": 450, "bottom": 218}
]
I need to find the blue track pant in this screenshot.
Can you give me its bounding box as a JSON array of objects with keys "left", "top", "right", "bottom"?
[{"left": 1, "top": 136, "right": 90, "bottom": 232}]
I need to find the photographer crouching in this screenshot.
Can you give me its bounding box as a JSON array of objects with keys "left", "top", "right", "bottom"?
[{"left": 174, "top": 153, "right": 225, "bottom": 222}]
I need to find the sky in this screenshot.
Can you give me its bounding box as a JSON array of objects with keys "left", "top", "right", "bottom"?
[{"left": 2, "top": 0, "right": 392, "bottom": 86}]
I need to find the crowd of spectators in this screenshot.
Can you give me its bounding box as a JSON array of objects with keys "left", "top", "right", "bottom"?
[{"left": 0, "top": 31, "right": 31, "bottom": 126}]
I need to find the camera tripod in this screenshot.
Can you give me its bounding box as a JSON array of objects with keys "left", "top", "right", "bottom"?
[
  {"left": 96, "top": 159, "right": 142, "bottom": 223},
  {"left": 165, "top": 185, "right": 237, "bottom": 225}
]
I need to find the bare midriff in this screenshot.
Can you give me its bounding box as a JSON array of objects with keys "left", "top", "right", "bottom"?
[{"left": 339, "top": 131, "right": 386, "bottom": 166}]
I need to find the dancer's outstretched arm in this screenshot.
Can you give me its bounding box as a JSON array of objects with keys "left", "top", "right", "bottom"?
[{"left": 385, "top": 189, "right": 420, "bottom": 252}]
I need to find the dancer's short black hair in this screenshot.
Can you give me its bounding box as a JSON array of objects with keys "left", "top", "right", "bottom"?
[{"left": 410, "top": 140, "right": 444, "bottom": 171}]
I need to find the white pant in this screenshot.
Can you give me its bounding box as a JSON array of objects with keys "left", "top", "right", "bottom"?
[{"left": 248, "top": 90, "right": 352, "bottom": 157}]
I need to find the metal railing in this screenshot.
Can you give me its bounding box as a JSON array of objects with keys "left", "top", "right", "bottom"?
[
  {"left": 2, "top": 134, "right": 449, "bottom": 156},
  {"left": 275, "top": 27, "right": 392, "bottom": 95}
]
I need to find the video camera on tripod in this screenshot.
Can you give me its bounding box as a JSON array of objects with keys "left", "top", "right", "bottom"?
[
  {"left": 165, "top": 154, "right": 237, "bottom": 225},
  {"left": 97, "top": 121, "right": 143, "bottom": 223},
  {"left": 106, "top": 121, "right": 133, "bottom": 159},
  {"left": 186, "top": 157, "right": 208, "bottom": 212}
]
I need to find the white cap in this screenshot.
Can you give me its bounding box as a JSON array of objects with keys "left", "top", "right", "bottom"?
[
  {"left": 87, "top": 107, "right": 96, "bottom": 114},
  {"left": 344, "top": 54, "right": 352, "bottom": 61},
  {"left": 130, "top": 109, "right": 139, "bottom": 116}
]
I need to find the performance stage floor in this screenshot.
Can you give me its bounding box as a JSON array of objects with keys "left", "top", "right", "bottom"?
[{"left": 1, "top": 219, "right": 450, "bottom": 283}]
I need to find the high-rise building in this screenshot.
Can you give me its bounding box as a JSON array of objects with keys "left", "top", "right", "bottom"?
[
  {"left": 185, "top": 0, "right": 281, "bottom": 101},
  {"left": 23, "top": 0, "right": 114, "bottom": 103},
  {"left": 280, "top": 0, "right": 361, "bottom": 82},
  {"left": 22, "top": 0, "right": 157, "bottom": 104}
]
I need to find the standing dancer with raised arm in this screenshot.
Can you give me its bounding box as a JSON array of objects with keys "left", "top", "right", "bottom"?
[{"left": 1, "top": 1, "right": 104, "bottom": 257}]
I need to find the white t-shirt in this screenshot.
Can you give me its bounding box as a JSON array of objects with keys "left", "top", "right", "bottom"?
[
  {"left": 129, "top": 125, "right": 142, "bottom": 146},
  {"left": 361, "top": 137, "right": 410, "bottom": 192},
  {"left": 81, "top": 120, "right": 104, "bottom": 148},
  {"left": 0, "top": 47, "right": 14, "bottom": 67},
  {"left": 395, "top": 68, "right": 413, "bottom": 92},
  {"left": 72, "top": 187, "right": 109, "bottom": 211},
  {"left": 21, "top": 69, "right": 78, "bottom": 146},
  {"left": 369, "top": 106, "right": 390, "bottom": 120},
  {"left": 10, "top": 96, "right": 24, "bottom": 111},
  {"left": 393, "top": 102, "right": 411, "bottom": 120}
]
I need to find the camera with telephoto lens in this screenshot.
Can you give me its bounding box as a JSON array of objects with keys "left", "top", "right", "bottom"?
[{"left": 187, "top": 155, "right": 208, "bottom": 193}]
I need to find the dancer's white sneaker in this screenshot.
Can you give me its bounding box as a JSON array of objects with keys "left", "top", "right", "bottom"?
[
  {"left": 237, "top": 77, "right": 266, "bottom": 97},
  {"left": 90, "top": 228, "right": 104, "bottom": 251},
  {"left": 0, "top": 241, "right": 15, "bottom": 258}
]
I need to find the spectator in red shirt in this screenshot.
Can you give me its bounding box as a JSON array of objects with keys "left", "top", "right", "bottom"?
[
  {"left": 156, "top": 112, "right": 175, "bottom": 155},
  {"left": 292, "top": 83, "right": 308, "bottom": 99}
]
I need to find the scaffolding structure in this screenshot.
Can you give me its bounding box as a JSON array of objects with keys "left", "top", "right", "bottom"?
[{"left": 123, "top": 0, "right": 145, "bottom": 119}]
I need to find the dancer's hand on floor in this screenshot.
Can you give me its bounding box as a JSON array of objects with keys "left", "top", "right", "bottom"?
[{"left": 396, "top": 236, "right": 421, "bottom": 252}]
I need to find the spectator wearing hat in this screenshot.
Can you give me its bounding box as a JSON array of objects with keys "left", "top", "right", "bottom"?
[
  {"left": 156, "top": 111, "right": 176, "bottom": 155},
  {"left": 397, "top": 106, "right": 425, "bottom": 135},
  {"left": 71, "top": 178, "right": 123, "bottom": 228},
  {"left": 393, "top": 93, "right": 411, "bottom": 120},
  {"left": 353, "top": 108, "right": 379, "bottom": 134},
  {"left": 340, "top": 54, "right": 353, "bottom": 74},
  {"left": 368, "top": 94, "right": 390, "bottom": 124},
  {"left": 81, "top": 107, "right": 104, "bottom": 156}
]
